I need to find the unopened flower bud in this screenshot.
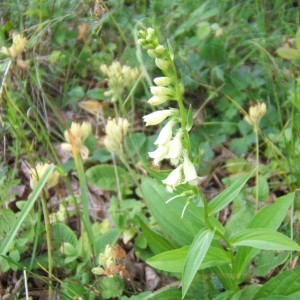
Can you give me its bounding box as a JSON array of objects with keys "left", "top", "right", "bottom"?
[
  {"left": 155, "top": 45, "right": 165, "bottom": 55},
  {"left": 138, "top": 30, "right": 147, "bottom": 39},
  {"left": 150, "top": 86, "right": 174, "bottom": 97},
  {"left": 146, "top": 27, "right": 155, "bottom": 41},
  {"left": 147, "top": 49, "right": 157, "bottom": 58},
  {"left": 154, "top": 76, "right": 173, "bottom": 87},
  {"left": 155, "top": 58, "right": 170, "bottom": 72},
  {"left": 148, "top": 95, "right": 169, "bottom": 106}
]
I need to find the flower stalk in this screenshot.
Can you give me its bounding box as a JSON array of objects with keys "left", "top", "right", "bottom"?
[{"left": 138, "top": 27, "right": 197, "bottom": 193}]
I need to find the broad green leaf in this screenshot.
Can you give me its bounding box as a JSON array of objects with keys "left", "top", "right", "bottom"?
[
  {"left": 52, "top": 222, "right": 78, "bottom": 248},
  {"left": 233, "top": 193, "right": 294, "bottom": 281},
  {"left": 253, "top": 267, "right": 300, "bottom": 300},
  {"left": 147, "top": 245, "right": 230, "bottom": 273},
  {"left": 254, "top": 251, "right": 289, "bottom": 277},
  {"left": 141, "top": 178, "right": 205, "bottom": 246},
  {"left": 208, "top": 170, "right": 254, "bottom": 215},
  {"left": 126, "top": 132, "right": 146, "bottom": 157},
  {"left": 0, "top": 165, "right": 55, "bottom": 262},
  {"left": 276, "top": 47, "right": 300, "bottom": 60},
  {"left": 229, "top": 228, "right": 300, "bottom": 251},
  {"left": 86, "top": 164, "right": 133, "bottom": 192},
  {"left": 139, "top": 219, "right": 175, "bottom": 255},
  {"left": 182, "top": 228, "right": 214, "bottom": 297}
]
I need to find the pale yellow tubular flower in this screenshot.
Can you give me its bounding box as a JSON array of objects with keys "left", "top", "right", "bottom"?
[
  {"left": 244, "top": 102, "right": 267, "bottom": 129},
  {"left": 143, "top": 109, "right": 177, "bottom": 126},
  {"left": 29, "top": 162, "right": 59, "bottom": 192},
  {"left": 166, "top": 129, "right": 183, "bottom": 166},
  {"left": 148, "top": 144, "right": 169, "bottom": 166},
  {"left": 162, "top": 164, "right": 184, "bottom": 192},
  {"left": 61, "top": 122, "right": 92, "bottom": 160},
  {"left": 154, "top": 120, "right": 175, "bottom": 146},
  {"left": 183, "top": 151, "right": 199, "bottom": 186}
]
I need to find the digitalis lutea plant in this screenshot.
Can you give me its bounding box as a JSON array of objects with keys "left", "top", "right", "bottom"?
[{"left": 138, "top": 27, "right": 200, "bottom": 195}]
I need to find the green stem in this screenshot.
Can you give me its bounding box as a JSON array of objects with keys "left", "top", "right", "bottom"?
[
  {"left": 255, "top": 128, "right": 259, "bottom": 211},
  {"left": 40, "top": 195, "right": 53, "bottom": 299},
  {"left": 74, "top": 155, "right": 95, "bottom": 259}
]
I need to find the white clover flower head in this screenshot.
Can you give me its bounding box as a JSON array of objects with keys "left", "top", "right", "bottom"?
[
  {"left": 99, "top": 244, "right": 115, "bottom": 269},
  {"left": 100, "top": 61, "right": 139, "bottom": 103},
  {"left": 162, "top": 164, "right": 184, "bottom": 193},
  {"left": 1, "top": 33, "right": 27, "bottom": 59},
  {"left": 183, "top": 150, "right": 199, "bottom": 186},
  {"left": 154, "top": 120, "right": 175, "bottom": 146},
  {"left": 148, "top": 144, "right": 169, "bottom": 166},
  {"left": 61, "top": 121, "right": 92, "bottom": 160},
  {"left": 166, "top": 128, "right": 183, "bottom": 166},
  {"left": 29, "top": 162, "right": 59, "bottom": 192},
  {"left": 104, "top": 117, "right": 129, "bottom": 155},
  {"left": 244, "top": 102, "right": 267, "bottom": 129},
  {"left": 143, "top": 109, "right": 178, "bottom": 126}
]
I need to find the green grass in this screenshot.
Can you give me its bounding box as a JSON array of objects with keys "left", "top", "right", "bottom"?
[{"left": 1, "top": 0, "right": 300, "bottom": 299}]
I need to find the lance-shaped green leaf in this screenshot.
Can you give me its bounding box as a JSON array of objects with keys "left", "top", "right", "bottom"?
[
  {"left": 208, "top": 170, "right": 254, "bottom": 215},
  {"left": 252, "top": 267, "right": 300, "bottom": 300},
  {"left": 233, "top": 192, "right": 295, "bottom": 281},
  {"left": 147, "top": 245, "right": 230, "bottom": 273},
  {"left": 229, "top": 228, "right": 300, "bottom": 251},
  {"left": 182, "top": 228, "right": 215, "bottom": 297}
]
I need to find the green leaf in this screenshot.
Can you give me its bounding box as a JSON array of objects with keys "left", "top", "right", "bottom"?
[
  {"left": 233, "top": 193, "right": 295, "bottom": 281},
  {"left": 126, "top": 132, "right": 146, "bottom": 157},
  {"left": 276, "top": 47, "right": 300, "bottom": 60},
  {"left": 139, "top": 219, "right": 175, "bottom": 255},
  {"left": 0, "top": 165, "right": 55, "bottom": 263},
  {"left": 147, "top": 245, "right": 230, "bottom": 273},
  {"left": 140, "top": 178, "right": 205, "bottom": 246},
  {"left": 208, "top": 170, "right": 254, "bottom": 215},
  {"left": 254, "top": 251, "right": 289, "bottom": 277},
  {"left": 197, "top": 22, "right": 211, "bottom": 40},
  {"left": 182, "top": 228, "right": 214, "bottom": 297},
  {"left": 52, "top": 222, "right": 78, "bottom": 249},
  {"left": 86, "top": 164, "right": 133, "bottom": 192},
  {"left": 86, "top": 88, "right": 105, "bottom": 100},
  {"left": 99, "top": 276, "right": 124, "bottom": 299},
  {"left": 229, "top": 228, "right": 300, "bottom": 251},
  {"left": 252, "top": 267, "right": 300, "bottom": 300},
  {"left": 186, "top": 104, "right": 193, "bottom": 132}
]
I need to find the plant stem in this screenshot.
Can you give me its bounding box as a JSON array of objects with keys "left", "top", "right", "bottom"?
[
  {"left": 255, "top": 128, "right": 259, "bottom": 211},
  {"left": 74, "top": 155, "right": 95, "bottom": 259},
  {"left": 40, "top": 194, "right": 53, "bottom": 299}
]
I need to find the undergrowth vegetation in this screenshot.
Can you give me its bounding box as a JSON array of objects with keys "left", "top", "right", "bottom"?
[{"left": 1, "top": 0, "right": 300, "bottom": 299}]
